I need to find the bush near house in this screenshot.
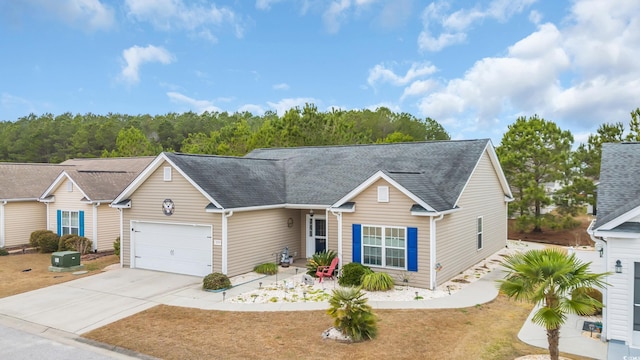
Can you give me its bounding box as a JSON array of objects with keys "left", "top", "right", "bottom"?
[
  {"left": 0, "top": 247, "right": 8, "bottom": 256},
  {"left": 203, "top": 272, "right": 231, "bottom": 291},
  {"left": 339, "top": 262, "right": 372, "bottom": 287},
  {"left": 59, "top": 235, "right": 93, "bottom": 254},
  {"left": 114, "top": 237, "right": 120, "bottom": 257},
  {"left": 29, "top": 230, "right": 51, "bottom": 248},
  {"left": 30, "top": 230, "right": 60, "bottom": 253},
  {"left": 253, "top": 262, "right": 278, "bottom": 275},
  {"left": 361, "top": 272, "right": 395, "bottom": 291}
]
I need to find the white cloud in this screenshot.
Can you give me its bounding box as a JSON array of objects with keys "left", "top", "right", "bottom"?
[
  {"left": 323, "top": 0, "right": 351, "bottom": 34},
  {"left": 120, "top": 45, "right": 175, "bottom": 84},
  {"left": 255, "top": 0, "right": 285, "bottom": 10},
  {"left": 238, "top": 104, "right": 266, "bottom": 115},
  {"left": 365, "top": 102, "right": 401, "bottom": 113},
  {"left": 273, "top": 83, "right": 290, "bottom": 90},
  {"left": 418, "top": 0, "right": 535, "bottom": 52},
  {"left": 267, "top": 97, "right": 319, "bottom": 115},
  {"left": 400, "top": 79, "right": 438, "bottom": 101},
  {"left": 23, "top": 0, "right": 115, "bottom": 30},
  {"left": 125, "top": 0, "right": 245, "bottom": 39},
  {"left": 167, "top": 92, "right": 221, "bottom": 113},
  {"left": 368, "top": 62, "right": 437, "bottom": 87}
]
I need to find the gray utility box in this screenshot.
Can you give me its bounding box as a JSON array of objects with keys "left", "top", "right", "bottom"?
[{"left": 51, "top": 251, "right": 81, "bottom": 268}]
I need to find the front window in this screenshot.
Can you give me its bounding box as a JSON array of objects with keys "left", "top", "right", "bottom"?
[
  {"left": 477, "top": 216, "right": 483, "bottom": 250},
  {"left": 362, "top": 225, "right": 406, "bottom": 269},
  {"left": 61, "top": 211, "right": 79, "bottom": 235}
]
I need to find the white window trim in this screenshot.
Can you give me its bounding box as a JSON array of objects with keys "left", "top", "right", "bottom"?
[
  {"left": 377, "top": 186, "right": 389, "bottom": 203},
  {"left": 477, "top": 216, "right": 483, "bottom": 250},
  {"left": 163, "top": 167, "right": 172, "bottom": 181},
  {"left": 361, "top": 224, "right": 407, "bottom": 270},
  {"left": 61, "top": 210, "right": 80, "bottom": 236}
]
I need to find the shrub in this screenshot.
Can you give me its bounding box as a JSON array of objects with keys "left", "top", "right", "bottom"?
[
  {"left": 203, "top": 272, "right": 231, "bottom": 291},
  {"left": 306, "top": 249, "right": 337, "bottom": 277},
  {"left": 35, "top": 231, "right": 60, "bottom": 253},
  {"left": 65, "top": 235, "right": 93, "bottom": 254},
  {"left": 361, "top": 272, "right": 395, "bottom": 291},
  {"left": 0, "top": 247, "right": 8, "bottom": 256},
  {"left": 327, "top": 287, "right": 378, "bottom": 342},
  {"left": 114, "top": 237, "right": 120, "bottom": 257},
  {"left": 338, "top": 262, "right": 372, "bottom": 287},
  {"left": 253, "top": 262, "right": 278, "bottom": 275},
  {"left": 58, "top": 234, "right": 77, "bottom": 251},
  {"left": 29, "top": 229, "right": 51, "bottom": 248}
]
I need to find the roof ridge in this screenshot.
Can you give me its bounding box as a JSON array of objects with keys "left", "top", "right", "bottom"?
[{"left": 250, "top": 139, "right": 489, "bottom": 152}]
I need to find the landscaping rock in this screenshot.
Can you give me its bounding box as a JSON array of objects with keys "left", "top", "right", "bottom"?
[{"left": 322, "top": 327, "right": 352, "bottom": 343}]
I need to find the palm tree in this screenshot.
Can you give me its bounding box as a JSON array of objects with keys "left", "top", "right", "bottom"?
[
  {"left": 327, "top": 287, "right": 378, "bottom": 342},
  {"left": 498, "top": 248, "right": 608, "bottom": 360}
]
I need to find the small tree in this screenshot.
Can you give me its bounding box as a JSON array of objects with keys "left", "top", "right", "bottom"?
[
  {"left": 498, "top": 249, "right": 609, "bottom": 360},
  {"left": 327, "top": 287, "right": 378, "bottom": 342}
]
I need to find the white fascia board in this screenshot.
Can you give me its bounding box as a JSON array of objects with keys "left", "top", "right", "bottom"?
[
  {"left": 332, "top": 170, "right": 435, "bottom": 212},
  {"left": 453, "top": 140, "right": 513, "bottom": 207},
  {"left": 329, "top": 206, "right": 355, "bottom": 213},
  {"left": 110, "top": 200, "right": 131, "bottom": 209},
  {"left": 41, "top": 171, "right": 91, "bottom": 203},
  {"left": 598, "top": 206, "right": 640, "bottom": 231},
  {"left": 592, "top": 229, "right": 640, "bottom": 239},
  {"left": 284, "top": 204, "right": 331, "bottom": 210},
  {"left": 112, "top": 153, "right": 222, "bottom": 209},
  {"left": 206, "top": 203, "right": 285, "bottom": 213},
  {"left": 4, "top": 198, "right": 41, "bottom": 202},
  {"left": 411, "top": 207, "right": 461, "bottom": 217}
]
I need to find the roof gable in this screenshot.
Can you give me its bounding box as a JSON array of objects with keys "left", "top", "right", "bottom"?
[{"left": 594, "top": 142, "right": 640, "bottom": 229}]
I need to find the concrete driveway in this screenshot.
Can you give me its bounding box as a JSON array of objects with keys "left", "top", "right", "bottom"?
[{"left": 0, "top": 268, "right": 200, "bottom": 335}]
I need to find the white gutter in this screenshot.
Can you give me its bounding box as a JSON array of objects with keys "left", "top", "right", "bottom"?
[
  {"left": 92, "top": 202, "right": 100, "bottom": 252},
  {"left": 222, "top": 210, "right": 233, "bottom": 274},
  {"left": 325, "top": 208, "right": 330, "bottom": 253},
  {"left": 118, "top": 208, "right": 123, "bottom": 268},
  {"left": 586, "top": 219, "right": 609, "bottom": 342},
  {"left": 330, "top": 208, "right": 343, "bottom": 269},
  {"left": 0, "top": 201, "right": 6, "bottom": 248},
  {"left": 429, "top": 213, "right": 445, "bottom": 290},
  {"left": 45, "top": 202, "right": 51, "bottom": 231}
]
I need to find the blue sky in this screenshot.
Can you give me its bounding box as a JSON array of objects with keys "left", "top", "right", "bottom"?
[{"left": 1, "top": 0, "right": 639, "bottom": 145}]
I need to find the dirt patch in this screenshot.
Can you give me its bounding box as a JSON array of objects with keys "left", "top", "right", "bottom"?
[{"left": 508, "top": 216, "right": 594, "bottom": 247}]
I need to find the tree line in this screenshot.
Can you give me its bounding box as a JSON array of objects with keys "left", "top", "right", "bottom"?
[
  {"left": 2, "top": 103, "right": 639, "bottom": 234},
  {"left": 0, "top": 104, "right": 449, "bottom": 162}
]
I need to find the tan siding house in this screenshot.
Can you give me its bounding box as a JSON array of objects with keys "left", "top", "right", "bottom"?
[
  {"left": 0, "top": 163, "right": 64, "bottom": 248},
  {"left": 112, "top": 140, "right": 512, "bottom": 286}
]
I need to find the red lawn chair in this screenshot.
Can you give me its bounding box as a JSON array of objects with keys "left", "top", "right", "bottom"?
[{"left": 316, "top": 257, "right": 339, "bottom": 283}]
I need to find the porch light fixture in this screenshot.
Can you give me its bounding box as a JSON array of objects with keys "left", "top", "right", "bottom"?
[
  {"left": 309, "top": 209, "right": 314, "bottom": 218},
  {"left": 615, "top": 260, "right": 622, "bottom": 273}
]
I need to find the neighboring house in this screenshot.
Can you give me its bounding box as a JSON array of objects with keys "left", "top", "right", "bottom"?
[
  {"left": 0, "top": 163, "right": 66, "bottom": 248},
  {"left": 40, "top": 157, "right": 154, "bottom": 252},
  {"left": 113, "top": 139, "right": 512, "bottom": 289},
  {"left": 588, "top": 142, "right": 640, "bottom": 349}
]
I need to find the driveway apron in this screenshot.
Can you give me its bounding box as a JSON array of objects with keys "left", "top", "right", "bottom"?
[{"left": 0, "top": 268, "right": 200, "bottom": 335}]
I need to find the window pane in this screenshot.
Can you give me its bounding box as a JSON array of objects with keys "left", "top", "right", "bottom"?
[
  {"left": 386, "top": 248, "right": 405, "bottom": 268},
  {"left": 71, "top": 212, "right": 79, "bottom": 227},
  {"left": 477, "top": 217, "right": 482, "bottom": 232},
  {"left": 385, "top": 228, "right": 405, "bottom": 248},
  {"left": 62, "top": 212, "right": 70, "bottom": 226},
  {"left": 477, "top": 234, "right": 482, "bottom": 249},
  {"left": 71, "top": 228, "right": 79, "bottom": 235},
  {"left": 363, "top": 226, "right": 382, "bottom": 246},
  {"left": 363, "top": 246, "right": 382, "bottom": 266}
]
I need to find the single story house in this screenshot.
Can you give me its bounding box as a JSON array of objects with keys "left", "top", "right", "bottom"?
[
  {"left": 0, "top": 163, "right": 66, "bottom": 248},
  {"left": 588, "top": 142, "right": 640, "bottom": 348},
  {"left": 112, "top": 139, "right": 512, "bottom": 289},
  {"left": 40, "top": 157, "right": 154, "bottom": 252}
]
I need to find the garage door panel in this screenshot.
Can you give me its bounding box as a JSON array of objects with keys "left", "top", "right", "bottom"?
[{"left": 133, "top": 222, "right": 212, "bottom": 277}]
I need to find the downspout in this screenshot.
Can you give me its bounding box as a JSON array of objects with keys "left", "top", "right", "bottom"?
[
  {"left": 118, "top": 208, "right": 124, "bottom": 268},
  {"left": 325, "top": 208, "right": 330, "bottom": 253},
  {"left": 0, "top": 201, "right": 6, "bottom": 248},
  {"left": 587, "top": 220, "right": 608, "bottom": 342},
  {"left": 429, "top": 213, "right": 445, "bottom": 290},
  {"left": 45, "top": 202, "right": 50, "bottom": 231},
  {"left": 92, "top": 202, "right": 100, "bottom": 252},
  {"left": 222, "top": 210, "right": 233, "bottom": 274},
  {"left": 330, "top": 208, "right": 342, "bottom": 268}
]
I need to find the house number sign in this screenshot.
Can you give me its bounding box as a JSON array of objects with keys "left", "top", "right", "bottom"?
[{"left": 162, "top": 199, "right": 175, "bottom": 216}]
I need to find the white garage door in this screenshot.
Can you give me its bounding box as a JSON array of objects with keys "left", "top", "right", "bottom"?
[{"left": 132, "top": 222, "right": 212, "bottom": 277}]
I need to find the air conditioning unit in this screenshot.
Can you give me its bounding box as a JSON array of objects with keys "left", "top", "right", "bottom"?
[{"left": 51, "top": 251, "right": 81, "bottom": 268}]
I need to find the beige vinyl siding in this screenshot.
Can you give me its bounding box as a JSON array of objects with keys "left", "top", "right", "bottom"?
[
  {"left": 342, "top": 179, "right": 431, "bottom": 289},
  {"left": 95, "top": 205, "right": 120, "bottom": 252},
  {"left": 121, "top": 160, "right": 222, "bottom": 272},
  {"left": 435, "top": 150, "right": 507, "bottom": 286},
  {"left": 49, "top": 178, "right": 94, "bottom": 238},
  {"left": 3, "top": 201, "right": 47, "bottom": 247},
  {"left": 605, "top": 237, "right": 640, "bottom": 343},
  {"left": 226, "top": 208, "right": 300, "bottom": 277}
]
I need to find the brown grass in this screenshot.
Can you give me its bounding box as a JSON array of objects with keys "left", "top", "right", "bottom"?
[
  {"left": 84, "top": 294, "right": 589, "bottom": 360},
  {"left": 0, "top": 253, "right": 119, "bottom": 298}
]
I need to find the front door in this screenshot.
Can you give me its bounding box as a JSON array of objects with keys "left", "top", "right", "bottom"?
[
  {"left": 306, "top": 214, "right": 326, "bottom": 257},
  {"left": 634, "top": 262, "right": 640, "bottom": 345}
]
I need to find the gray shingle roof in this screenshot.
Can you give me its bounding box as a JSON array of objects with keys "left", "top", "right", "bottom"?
[
  {"left": 245, "top": 139, "right": 491, "bottom": 211},
  {"left": 164, "top": 153, "right": 286, "bottom": 208},
  {"left": 594, "top": 142, "right": 640, "bottom": 229},
  {"left": 0, "top": 163, "right": 66, "bottom": 200}
]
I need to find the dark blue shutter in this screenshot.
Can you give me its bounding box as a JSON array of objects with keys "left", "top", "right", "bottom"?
[
  {"left": 407, "top": 227, "right": 418, "bottom": 271},
  {"left": 56, "top": 210, "right": 62, "bottom": 235},
  {"left": 79, "top": 211, "right": 85, "bottom": 237},
  {"left": 352, "top": 224, "right": 361, "bottom": 263}
]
